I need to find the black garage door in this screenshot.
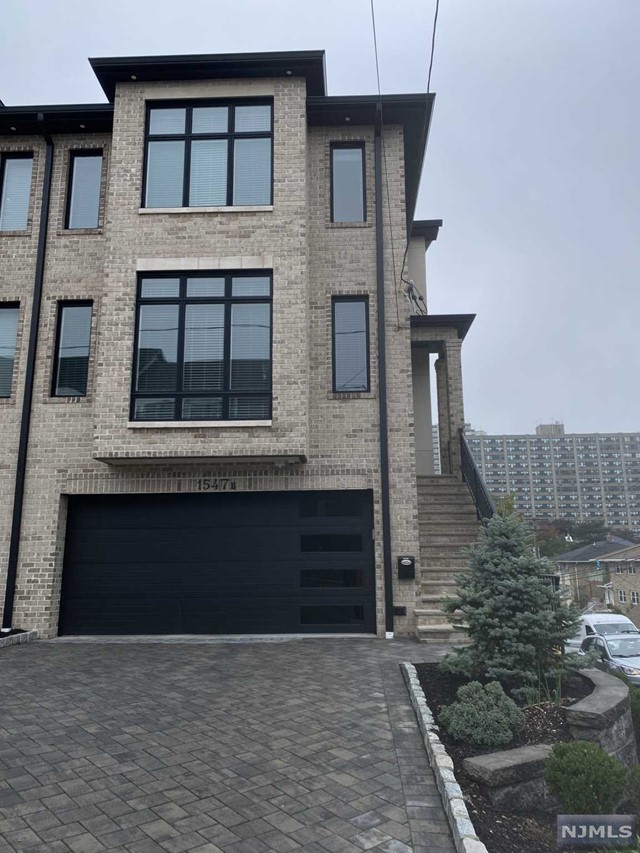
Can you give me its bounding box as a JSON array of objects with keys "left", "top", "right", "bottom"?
[{"left": 59, "top": 490, "right": 375, "bottom": 635}]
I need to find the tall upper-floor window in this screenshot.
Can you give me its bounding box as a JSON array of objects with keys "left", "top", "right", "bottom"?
[
  {"left": 330, "top": 143, "right": 365, "bottom": 223},
  {"left": 332, "top": 297, "right": 370, "bottom": 393},
  {"left": 0, "top": 155, "right": 33, "bottom": 231},
  {"left": 143, "top": 102, "right": 273, "bottom": 209},
  {"left": 52, "top": 302, "right": 93, "bottom": 397},
  {"left": 132, "top": 272, "right": 272, "bottom": 422},
  {"left": 0, "top": 304, "right": 19, "bottom": 397},
  {"left": 66, "top": 152, "right": 103, "bottom": 229}
]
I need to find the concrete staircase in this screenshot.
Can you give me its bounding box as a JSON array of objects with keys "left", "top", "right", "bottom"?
[{"left": 415, "top": 475, "right": 482, "bottom": 643}]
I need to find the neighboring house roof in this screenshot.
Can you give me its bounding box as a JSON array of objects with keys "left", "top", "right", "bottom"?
[
  {"left": 555, "top": 537, "right": 636, "bottom": 563},
  {"left": 598, "top": 542, "right": 640, "bottom": 561}
]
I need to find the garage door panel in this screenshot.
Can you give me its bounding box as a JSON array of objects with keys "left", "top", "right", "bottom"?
[
  {"left": 65, "top": 530, "right": 372, "bottom": 564},
  {"left": 59, "top": 490, "right": 376, "bottom": 635},
  {"left": 68, "top": 493, "right": 370, "bottom": 531}
]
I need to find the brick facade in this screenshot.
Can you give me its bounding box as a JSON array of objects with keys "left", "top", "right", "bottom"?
[{"left": 0, "top": 57, "right": 445, "bottom": 639}]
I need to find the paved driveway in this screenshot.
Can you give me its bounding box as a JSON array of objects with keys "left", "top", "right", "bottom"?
[{"left": 0, "top": 638, "right": 454, "bottom": 853}]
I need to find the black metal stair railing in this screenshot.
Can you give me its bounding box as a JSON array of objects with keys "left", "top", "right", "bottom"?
[{"left": 460, "top": 428, "right": 496, "bottom": 521}]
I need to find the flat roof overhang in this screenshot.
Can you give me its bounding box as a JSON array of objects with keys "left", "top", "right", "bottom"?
[
  {"left": 410, "top": 313, "right": 476, "bottom": 342},
  {"left": 411, "top": 218, "right": 442, "bottom": 243},
  {"left": 0, "top": 103, "right": 114, "bottom": 136},
  {"left": 95, "top": 453, "right": 307, "bottom": 466},
  {"left": 307, "top": 93, "right": 434, "bottom": 232},
  {"left": 90, "top": 50, "right": 327, "bottom": 102}
]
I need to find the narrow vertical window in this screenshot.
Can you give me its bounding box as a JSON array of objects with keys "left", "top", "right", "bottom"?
[
  {"left": 66, "top": 152, "right": 103, "bottom": 229},
  {"left": 332, "top": 297, "right": 370, "bottom": 392},
  {"left": 331, "top": 144, "right": 365, "bottom": 223},
  {"left": 0, "top": 304, "right": 19, "bottom": 397},
  {"left": 52, "top": 303, "right": 93, "bottom": 397},
  {"left": 0, "top": 155, "right": 33, "bottom": 231}
]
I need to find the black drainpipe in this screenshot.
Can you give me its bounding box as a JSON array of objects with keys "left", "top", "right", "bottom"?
[
  {"left": 1, "top": 115, "right": 54, "bottom": 630},
  {"left": 374, "top": 103, "right": 394, "bottom": 636}
]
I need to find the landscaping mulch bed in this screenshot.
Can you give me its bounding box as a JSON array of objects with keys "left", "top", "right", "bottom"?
[{"left": 414, "top": 663, "right": 594, "bottom": 853}]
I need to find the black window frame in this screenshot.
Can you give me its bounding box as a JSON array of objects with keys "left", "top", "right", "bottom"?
[
  {"left": 141, "top": 99, "right": 274, "bottom": 209},
  {"left": 330, "top": 141, "right": 367, "bottom": 223},
  {"left": 131, "top": 270, "right": 273, "bottom": 422},
  {"left": 51, "top": 300, "right": 93, "bottom": 398},
  {"left": 0, "top": 301, "right": 20, "bottom": 398},
  {"left": 64, "top": 149, "right": 103, "bottom": 230},
  {"left": 331, "top": 295, "right": 371, "bottom": 394},
  {"left": 0, "top": 152, "right": 34, "bottom": 232}
]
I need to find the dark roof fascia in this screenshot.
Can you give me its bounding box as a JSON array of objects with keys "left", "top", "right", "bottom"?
[
  {"left": 90, "top": 50, "right": 327, "bottom": 101},
  {"left": 410, "top": 313, "right": 475, "bottom": 341},
  {"left": 411, "top": 219, "right": 442, "bottom": 243},
  {"left": 307, "top": 93, "right": 435, "bottom": 232},
  {"left": 0, "top": 103, "right": 113, "bottom": 136}
]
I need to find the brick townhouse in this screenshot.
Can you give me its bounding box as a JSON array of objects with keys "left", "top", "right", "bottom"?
[{"left": 0, "top": 50, "right": 480, "bottom": 641}]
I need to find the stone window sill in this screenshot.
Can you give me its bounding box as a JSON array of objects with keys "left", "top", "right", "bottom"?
[
  {"left": 0, "top": 230, "right": 32, "bottom": 237},
  {"left": 139, "top": 206, "right": 273, "bottom": 215},
  {"left": 57, "top": 228, "right": 104, "bottom": 236},
  {"left": 326, "top": 220, "right": 372, "bottom": 229},
  {"left": 127, "top": 420, "right": 272, "bottom": 429}
]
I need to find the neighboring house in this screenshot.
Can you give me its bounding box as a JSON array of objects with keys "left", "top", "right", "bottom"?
[
  {"left": 0, "top": 50, "right": 480, "bottom": 641},
  {"left": 466, "top": 424, "right": 640, "bottom": 529},
  {"left": 555, "top": 537, "right": 636, "bottom": 607},
  {"left": 606, "top": 543, "right": 640, "bottom": 623}
]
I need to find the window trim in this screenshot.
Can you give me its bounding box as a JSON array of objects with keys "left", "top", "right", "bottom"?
[
  {"left": 51, "top": 301, "right": 93, "bottom": 398},
  {"left": 0, "top": 302, "right": 20, "bottom": 398},
  {"left": 331, "top": 295, "right": 370, "bottom": 394},
  {"left": 0, "top": 152, "right": 34, "bottom": 232},
  {"left": 131, "top": 270, "right": 273, "bottom": 422},
  {"left": 141, "top": 99, "right": 274, "bottom": 210},
  {"left": 330, "top": 141, "right": 367, "bottom": 224},
  {"left": 64, "top": 149, "right": 103, "bottom": 230}
]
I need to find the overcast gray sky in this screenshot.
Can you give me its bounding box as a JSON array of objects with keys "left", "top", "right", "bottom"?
[{"left": 2, "top": 0, "right": 638, "bottom": 435}]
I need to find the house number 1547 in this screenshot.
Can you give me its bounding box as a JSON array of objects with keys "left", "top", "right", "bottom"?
[{"left": 197, "top": 479, "right": 237, "bottom": 491}]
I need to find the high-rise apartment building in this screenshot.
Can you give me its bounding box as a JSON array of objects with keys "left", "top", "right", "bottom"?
[{"left": 466, "top": 425, "right": 640, "bottom": 528}]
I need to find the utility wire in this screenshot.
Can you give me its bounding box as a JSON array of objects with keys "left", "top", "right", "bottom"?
[
  {"left": 399, "top": 0, "right": 441, "bottom": 302},
  {"left": 370, "top": 0, "right": 402, "bottom": 330},
  {"left": 427, "top": 0, "right": 440, "bottom": 95}
]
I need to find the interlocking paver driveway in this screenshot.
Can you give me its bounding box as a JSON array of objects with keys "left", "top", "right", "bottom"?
[{"left": 0, "top": 638, "right": 454, "bottom": 853}]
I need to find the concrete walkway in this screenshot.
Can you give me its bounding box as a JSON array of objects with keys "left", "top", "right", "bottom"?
[{"left": 0, "top": 638, "right": 454, "bottom": 853}]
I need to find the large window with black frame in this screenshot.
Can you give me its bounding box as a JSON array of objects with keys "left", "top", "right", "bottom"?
[
  {"left": 132, "top": 272, "right": 272, "bottom": 422},
  {"left": 142, "top": 101, "right": 273, "bottom": 209}
]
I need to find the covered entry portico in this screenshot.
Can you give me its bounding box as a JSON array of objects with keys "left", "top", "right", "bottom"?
[{"left": 410, "top": 313, "right": 475, "bottom": 477}]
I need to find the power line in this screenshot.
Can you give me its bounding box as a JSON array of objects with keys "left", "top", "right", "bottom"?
[{"left": 427, "top": 0, "right": 441, "bottom": 95}]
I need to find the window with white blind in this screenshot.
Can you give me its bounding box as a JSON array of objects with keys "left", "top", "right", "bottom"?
[
  {"left": 0, "top": 304, "right": 19, "bottom": 397},
  {"left": 332, "top": 297, "right": 370, "bottom": 393},
  {"left": 52, "top": 303, "right": 93, "bottom": 396},
  {"left": 66, "top": 152, "right": 102, "bottom": 229},
  {"left": 132, "top": 272, "right": 272, "bottom": 421},
  {"left": 0, "top": 155, "right": 33, "bottom": 231},
  {"left": 143, "top": 102, "right": 272, "bottom": 209}
]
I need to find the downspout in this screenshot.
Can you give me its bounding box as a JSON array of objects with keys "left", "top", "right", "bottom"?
[
  {"left": 1, "top": 115, "right": 54, "bottom": 630},
  {"left": 374, "top": 103, "right": 395, "bottom": 637}
]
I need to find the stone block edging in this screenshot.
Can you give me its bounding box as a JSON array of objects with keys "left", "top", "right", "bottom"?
[
  {"left": 401, "top": 662, "right": 489, "bottom": 853},
  {"left": 0, "top": 629, "right": 38, "bottom": 649}
]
